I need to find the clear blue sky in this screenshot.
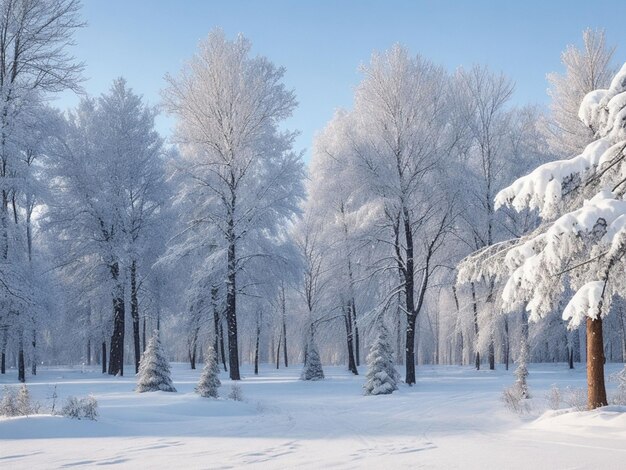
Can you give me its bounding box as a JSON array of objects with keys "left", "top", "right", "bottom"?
[{"left": 56, "top": 0, "right": 626, "bottom": 160}]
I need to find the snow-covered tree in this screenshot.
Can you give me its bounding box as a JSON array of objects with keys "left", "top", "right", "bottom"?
[
  {"left": 301, "top": 333, "right": 324, "bottom": 381},
  {"left": 542, "top": 28, "right": 616, "bottom": 158},
  {"left": 344, "top": 45, "right": 456, "bottom": 385},
  {"left": 364, "top": 318, "right": 399, "bottom": 395},
  {"left": 195, "top": 345, "right": 221, "bottom": 398},
  {"left": 136, "top": 332, "right": 176, "bottom": 393},
  {"left": 0, "top": 0, "right": 83, "bottom": 382},
  {"left": 162, "top": 29, "right": 305, "bottom": 381},
  {"left": 47, "top": 79, "right": 166, "bottom": 377},
  {"left": 459, "top": 63, "right": 626, "bottom": 410}
]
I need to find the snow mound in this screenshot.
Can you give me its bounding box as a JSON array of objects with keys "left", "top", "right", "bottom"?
[{"left": 529, "top": 406, "right": 626, "bottom": 438}]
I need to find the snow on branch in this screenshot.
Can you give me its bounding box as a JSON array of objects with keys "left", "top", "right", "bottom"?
[
  {"left": 496, "top": 63, "right": 626, "bottom": 218},
  {"left": 562, "top": 280, "right": 605, "bottom": 327}
]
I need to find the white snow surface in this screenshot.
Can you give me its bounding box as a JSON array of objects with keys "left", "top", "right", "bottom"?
[{"left": 1, "top": 362, "right": 625, "bottom": 469}]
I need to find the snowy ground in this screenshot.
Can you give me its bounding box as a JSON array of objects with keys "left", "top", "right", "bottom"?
[{"left": 1, "top": 362, "right": 625, "bottom": 469}]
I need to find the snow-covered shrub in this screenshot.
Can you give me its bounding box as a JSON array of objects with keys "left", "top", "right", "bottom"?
[
  {"left": 502, "top": 386, "right": 530, "bottom": 414},
  {"left": 546, "top": 384, "right": 562, "bottom": 410},
  {"left": 610, "top": 365, "right": 626, "bottom": 405},
  {"left": 1, "top": 385, "right": 39, "bottom": 416},
  {"left": 16, "top": 384, "right": 37, "bottom": 415},
  {"left": 136, "top": 332, "right": 177, "bottom": 393},
  {"left": 228, "top": 383, "right": 243, "bottom": 402},
  {"left": 565, "top": 387, "right": 587, "bottom": 411},
  {"left": 196, "top": 346, "right": 221, "bottom": 398},
  {"left": 0, "top": 386, "right": 17, "bottom": 417},
  {"left": 61, "top": 395, "right": 98, "bottom": 420},
  {"left": 364, "top": 319, "right": 399, "bottom": 395},
  {"left": 48, "top": 384, "right": 59, "bottom": 414},
  {"left": 300, "top": 335, "right": 324, "bottom": 381}
]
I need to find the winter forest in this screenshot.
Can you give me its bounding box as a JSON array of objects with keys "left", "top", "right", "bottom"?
[{"left": 2, "top": 1, "right": 626, "bottom": 468}]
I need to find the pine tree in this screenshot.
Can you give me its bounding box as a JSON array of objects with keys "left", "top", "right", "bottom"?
[
  {"left": 364, "top": 319, "right": 400, "bottom": 395},
  {"left": 195, "top": 345, "right": 221, "bottom": 398},
  {"left": 301, "top": 333, "right": 324, "bottom": 381},
  {"left": 136, "top": 332, "right": 177, "bottom": 393}
]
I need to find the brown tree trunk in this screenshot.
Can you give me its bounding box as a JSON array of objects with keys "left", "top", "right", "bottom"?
[{"left": 586, "top": 317, "right": 608, "bottom": 410}]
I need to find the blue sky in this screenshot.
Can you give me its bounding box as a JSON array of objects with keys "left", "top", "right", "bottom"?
[{"left": 56, "top": 0, "right": 626, "bottom": 160}]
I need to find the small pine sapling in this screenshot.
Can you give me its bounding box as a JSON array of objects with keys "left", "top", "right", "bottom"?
[
  {"left": 196, "top": 345, "right": 221, "bottom": 398},
  {"left": 136, "top": 332, "right": 177, "bottom": 393},
  {"left": 364, "top": 319, "right": 400, "bottom": 395},
  {"left": 300, "top": 333, "right": 324, "bottom": 381}
]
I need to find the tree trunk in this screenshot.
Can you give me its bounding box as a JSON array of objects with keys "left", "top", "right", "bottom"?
[
  {"left": 568, "top": 347, "right": 574, "bottom": 369},
  {"left": 281, "top": 285, "right": 288, "bottom": 367},
  {"left": 343, "top": 305, "right": 358, "bottom": 375},
  {"left": 254, "top": 323, "right": 260, "bottom": 375},
  {"left": 212, "top": 286, "right": 227, "bottom": 372},
  {"left": 1, "top": 327, "right": 7, "bottom": 374},
  {"left": 276, "top": 334, "right": 281, "bottom": 369},
  {"left": 403, "top": 212, "right": 417, "bottom": 385},
  {"left": 130, "top": 260, "right": 141, "bottom": 374},
  {"left": 226, "top": 211, "right": 240, "bottom": 380},
  {"left": 405, "top": 313, "right": 417, "bottom": 384},
  {"left": 31, "top": 328, "right": 36, "bottom": 375},
  {"left": 18, "top": 331, "right": 25, "bottom": 383},
  {"left": 504, "top": 318, "right": 510, "bottom": 371},
  {"left": 488, "top": 337, "right": 495, "bottom": 370},
  {"left": 619, "top": 307, "right": 626, "bottom": 362},
  {"left": 142, "top": 316, "right": 146, "bottom": 352},
  {"left": 101, "top": 341, "right": 107, "bottom": 374},
  {"left": 189, "top": 327, "right": 198, "bottom": 370},
  {"left": 586, "top": 317, "right": 608, "bottom": 409},
  {"left": 219, "top": 317, "right": 227, "bottom": 372},
  {"left": 108, "top": 262, "right": 125, "bottom": 376},
  {"left": 471, "top": 283, "right": 480, "bottom": 370},
  {"left": 452, "top": 285, "right": 464, "bottom": 366},
  {"left": 87, "top": 337, "right": 91, "bottom": 366}
]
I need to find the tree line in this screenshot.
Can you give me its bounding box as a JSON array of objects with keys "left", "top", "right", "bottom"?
[{"left": 0, "top": 1, "right": 624, "bottom": 410}]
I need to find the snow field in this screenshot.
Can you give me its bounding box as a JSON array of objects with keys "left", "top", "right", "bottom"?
[{"left": 1, "top": 362, "right": 625, "bottom": 469}]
